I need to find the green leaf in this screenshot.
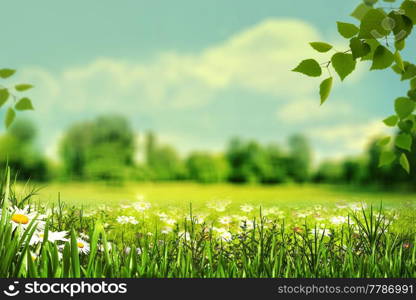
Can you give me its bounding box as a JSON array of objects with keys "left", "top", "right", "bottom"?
[
  {"left": 395, "top": 97, "right": 415, "bottom": 119},
  {"left": 358, "top": 9, "right": 390, "bottom": 39},
  {"left": 401, "top": 62, "right": 416, "bottom": 81},
  {"left": 292, "top": 59, "right": 322, "bottom": 77},
  {"left": 15, "top": 98, "right": 34, "bottom": 111},
  {"left": 371, "top": 45, "right": 394, "bottom": 70},
  {"left": 383, "top": 115, "right": 398, "bottom": 127},
  {"left": 379, "top": 150, "right": 396, "bottom": 167},
  {"left": 5, "top": 108, "right": 15, "bottom": 128},
  {"left": 411, "top": 78, "right": 416, "bottom": 90},
  {"left": 377, "top": 136, "right": 391, "bottom": 147},
  {"left": 395, "top": 39, "right": 406, "bottom": 51},
  {"left": 349, "top": 37, "right": 371, "bottom": 59},
  {"left": 0, "top": 89, "right": 9, "bottom": 107},
  {"left": 395, "top": 133, "right": 412, "bottom": 151},
  {"left": 398, "top": 119, "right": 413, "bottom": 132},
  {"left": 309, "top": 42, "right": 333, "bottom": 53},
  {"left": 361, "top": 39, "right": 380, "bottom": 61},
  {"left": 388, "top": 11, "right": 413, "bottom": 42},
  {"left": 0, "top": 69, "right": 16, "bottom": 79},
  {"left": 15, "top": 84, "right": 34, "bottom": 92},
  {"left": 400, "top": 153, "right": 410, "bottom": 173},
  {"left": 351, "top": 3, "right": 372, "bottom": 21},
  {"left": 401, "top": 0, "right": 416, "bottom": 23},
  {"left": 337, "top": 22, "right": 360, "bottom": 38},
  {"left": 319, "top": 77, "right": 333, "bottom": 105},
  {"left": 331, "top": 53, "right": 356, "bottom": 81}
]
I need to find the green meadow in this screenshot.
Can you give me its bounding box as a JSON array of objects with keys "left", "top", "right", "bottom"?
[{"left": 31, "top": 182, "right": 416, "bottom": 211}]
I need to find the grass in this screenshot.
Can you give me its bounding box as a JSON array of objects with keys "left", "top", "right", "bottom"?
[{"left": 3, "top": 180, "right": 415, "bottom": 278}]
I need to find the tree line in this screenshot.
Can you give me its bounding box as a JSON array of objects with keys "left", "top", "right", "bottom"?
[{"left": 0, "top": 114, "right": 412, "bottom": 187}]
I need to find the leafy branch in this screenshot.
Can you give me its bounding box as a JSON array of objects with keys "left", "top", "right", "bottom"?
[
  {"left": 0, "top": 69, "right": 34, "bottom": 128},
  {"left": 293, "top": 0, "right": 416, "bottom": 173}
]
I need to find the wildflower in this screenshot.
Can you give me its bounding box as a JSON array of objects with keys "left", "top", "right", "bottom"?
[
  {"left": 240, "top": 205, "right": 253, "bottom": 213},
  {"left": 9, "top": 206, "right": 45, "bottom": 231},
  {"left": 82, "top": 210, "right": 96, "bottom": 217},
  {"left": 314, "top": 214, "right": 325, "bottom": 222},
  {"left": 179, "top": 231, "right": 191, "bottom": 241},
  {"left": 293, "top": 226, "right": 303, "bottom": 233},
  {"left": 30, "top": 230, "right": 68, "bottom": 245},
  {"left": 76, "top": 238, "right": 90, "bottom": 254},
  {"left": 186, "top": 215, "right": 205, "bottom": 224},
  {"left": 161, "top": 227, "right": 173, "bottom": 234},
  {"left": 403, "top": 242, "right": 412, "bottom": 249},
  {"left": 164, "top": 218, "right": 177, "bottom": 226},
  {"left": 240, "top": 219, "right": 254, "bottom": 230},
  {"left": 116, "top": 216, "right": 138, "bottom": 225},
  {"left": 157, "top": 212, "right": 168, "bottom": 220},
  {"left": 207, "top": 200, "right": 231, "bottom": 212},
  {"left": 220, "top": 231, "right": 232, "bottom": 242},
  {"left": 218, "top": 216, "right": 232, "bottom": 225},
  {"left": 79, "top": 232, "right": 89, "bottom": 240},
  {"left": 213, "top": 227, "right": 232, "bottom": 242},
  {"left": 335, "top": 202, "right": 348, "bottom": 209},
  {"left": 330, "top": 216, "right": 347, "bottom": 225},
  {"left": 132, "top": 201, "right": 151, "bottom": 212},
  {"left": 349, "top": 202, "right": 367, "bottom": 211},
  {"left": 30, "top": 252, "right": 38, "bottom": 261},
  {"left": 98, "top": 242, "right": 113, "bottom": 252}
]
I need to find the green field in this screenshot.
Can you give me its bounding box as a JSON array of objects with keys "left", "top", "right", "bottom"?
[
  {"left": 30, "top": 182, "right": 416, "bottom": 212},
  {"left": 1, "top": 181, "right": 414, "bottom": 278}
]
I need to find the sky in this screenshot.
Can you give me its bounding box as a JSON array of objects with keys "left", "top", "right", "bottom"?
[{"left": 2, "top": 0, "right": 415, "bottom": 162}]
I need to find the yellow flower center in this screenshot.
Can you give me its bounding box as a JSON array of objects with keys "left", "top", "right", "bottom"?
[
  {"left": 11, "top": 214, "right": 29, "bottom": 225},
  {"left": 77, "top": 242, "right": 85, "bottom": 248}
]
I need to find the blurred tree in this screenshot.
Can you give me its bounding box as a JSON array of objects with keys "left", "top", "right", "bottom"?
[
  {"left": 226, "top": 138, "right": 289, "bottom": 183},
  {"left": 145, "top": 132, "right": 186, "bottom": 180},
  {"left": 186, "top": 152, "right": 229, "bottom": 183},
  {"left": 0, "top": 119, "right": 49, "bottom": 181},
  {"left": 365, "top": 139, "right": 397, "bottom": 186},
  {"left": 286, "top": 135, "right": 312, "bottom": 182},
  {"left": 59, "top": 115, "right": 135, "bottom": 181},
  {"left": 341, "top": 157, "right": 367, "bottom": 185},
  {"left": 59, "top": 122, "right": 92, "bottom": 179},
  {"left": 313, "top": 160, "right": 343, "bottom": 184},
  {"left": 262, "top": 144, "right": 289, "bottom": 184}
]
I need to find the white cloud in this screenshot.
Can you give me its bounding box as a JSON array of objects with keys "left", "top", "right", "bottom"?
[
  {"left": 20, "top": 18, "right": 322, "bottom": 114},
  {"left": 276, "top": 98, "right": 353, "bottom": 124},
  {"left": 11, "top": 18, "right": 372, "bottom": 160},
  {"left": 307, "top": 120, "right": 391, "bottom": 161}
]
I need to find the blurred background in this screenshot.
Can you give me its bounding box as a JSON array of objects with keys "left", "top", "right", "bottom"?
[{"left": 1, "top": 0, "right": 415, "bottom": 189}]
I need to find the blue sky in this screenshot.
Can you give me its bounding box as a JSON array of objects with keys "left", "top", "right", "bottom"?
[{"left": 2, "top": 0, "right": 414, "bottom": 161}]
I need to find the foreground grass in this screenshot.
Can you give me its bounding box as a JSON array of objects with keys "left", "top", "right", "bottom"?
[{"left": 4, "top": 180, "right": 415, "bottom": 278}]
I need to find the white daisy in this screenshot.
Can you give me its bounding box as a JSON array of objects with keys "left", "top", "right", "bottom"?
[
  {"left": 76, "top": 238, "right": 90, "bottom": 254},
  {"left": 161, "top": 227, "right": 173, "bottom": 234},
  {"left": 9, "top": 206, "right": 45, "bottom": 231},
  {"left": 330, "top": 216, "right": 348, "bottom": 225},
  {"left": 240, "top": 205, "right": 254, "bottom": 213},
  {"left": 132, "top": 201, "right": 151, "bottom": 212},
  {"left": 218, "top": 216, "right": 232, "bottom": 225},
  {"left": 30, "top": 230, "right": 68, "bottom": 245}
]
